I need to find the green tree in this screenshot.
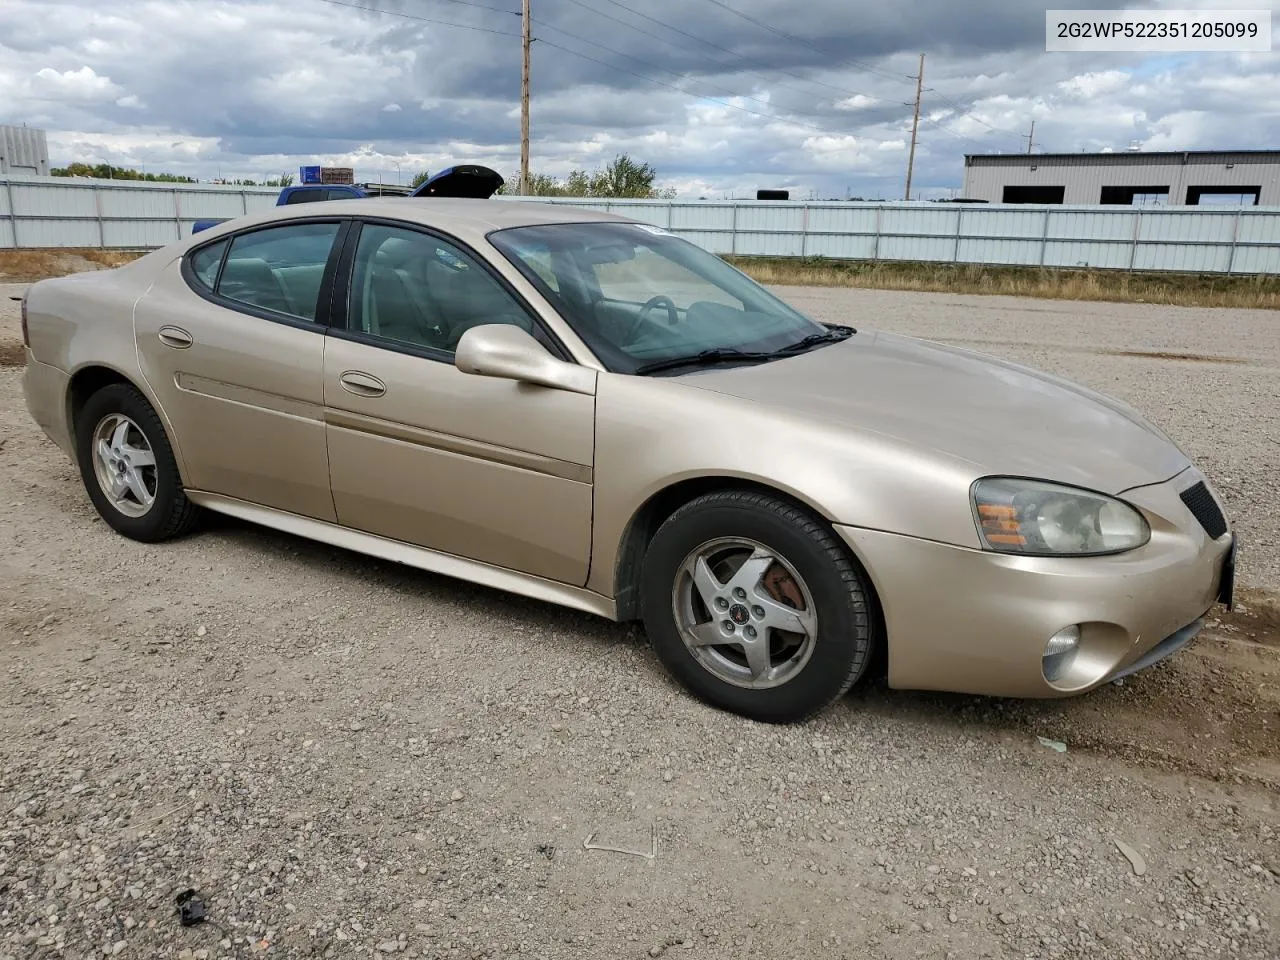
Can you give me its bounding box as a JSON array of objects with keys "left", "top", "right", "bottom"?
[
  {"left": 588, "top": 154, "right": 660, "bottom": 198},
  {"left": 51, "top": 162, "right": 194, "bottom": 183},
  {"left": 410, "top": 169, "right": 432, "bottom": 189},
  {"left": 501, "top": 155, "right": 673, "bottom": 198}
]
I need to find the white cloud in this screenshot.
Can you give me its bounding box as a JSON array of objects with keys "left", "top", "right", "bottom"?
[
  {"left": 32, "top": 65, "right": 120, "bottom": 100},
  {"left": 1056, "top": 70, "right": 1130, "bottom": 100},
  {"left": 0, "top": 0, "right": 1276, "bottom": 197},
  {"left": 835, "top": 94, "right": 879, "bottom": 111}
]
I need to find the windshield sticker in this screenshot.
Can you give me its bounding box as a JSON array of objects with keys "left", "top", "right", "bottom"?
[{"left": 633, "top": 224, "right": 673, "bottom": 236}]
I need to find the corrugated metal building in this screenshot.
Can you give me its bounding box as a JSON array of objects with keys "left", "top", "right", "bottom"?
[
  {"left": 963, "top": 150, "right": 1280, "bottom": 206},
  {"left": 0, "top": 125, "right": 50, "bottom": 177}
]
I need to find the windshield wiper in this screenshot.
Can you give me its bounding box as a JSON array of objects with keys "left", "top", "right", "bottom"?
[
  {"left": 633, "top": 348, "right": 776, "bottom": 375},
  {"left": 773, "top": 327, "right": 855, "bottom": 355},
  {"left": 633, "top": 327, "right": 855, "bottom": 376}
]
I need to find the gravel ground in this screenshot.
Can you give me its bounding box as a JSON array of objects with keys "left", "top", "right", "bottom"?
[{"left": 1, "top": 280, "right": 1278, "bottom": 960}]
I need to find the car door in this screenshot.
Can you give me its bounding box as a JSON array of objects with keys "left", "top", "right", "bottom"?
[
  {"left": 134, "top": 218, "right": 347, "bottom": 521},
  {"left": 321, "top": 219, "right": 595, "bottom": 585}
]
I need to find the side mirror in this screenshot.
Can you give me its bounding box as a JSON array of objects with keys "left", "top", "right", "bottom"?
[{"left": 454, "top": 325, "right": 595, "bottom": 395}]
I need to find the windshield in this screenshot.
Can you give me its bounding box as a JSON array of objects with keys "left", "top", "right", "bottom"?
[{"left": 488, "top": 221, "right": 832, "bottom": 374}]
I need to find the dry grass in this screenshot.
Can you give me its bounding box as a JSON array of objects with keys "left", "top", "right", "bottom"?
[
  {"left": 0, "top": 249, "right": 144, "bottom": 282},
  {"left": 728, "top": 256, "right": 1280, "bottom": 310},
  {"left": 79, "top": 249, "right": 145, "bottom": 268}
]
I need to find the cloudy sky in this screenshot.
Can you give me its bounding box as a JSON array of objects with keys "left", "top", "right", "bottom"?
[{"left": 2, "top": 0, "right": 1278, "bottom": 198}]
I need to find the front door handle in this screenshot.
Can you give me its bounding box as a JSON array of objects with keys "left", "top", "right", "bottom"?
[
  {"left": 339, "top": 370, "right": 387, "bottom": 398},
  {"left": 158, "top": 326, "right": 193, "bottom": 349}
]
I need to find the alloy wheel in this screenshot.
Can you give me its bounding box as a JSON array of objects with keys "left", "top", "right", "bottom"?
[
  {"left": 671, "top": 537, "right": 818, "bottom": 690},
  {"left": 90, "top": 413, "right": 158, "bottom": 518}
]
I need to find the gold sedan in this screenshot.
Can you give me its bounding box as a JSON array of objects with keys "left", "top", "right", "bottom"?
[{"left": 20, "top": 198, "right": 1235, "bottom": 722}]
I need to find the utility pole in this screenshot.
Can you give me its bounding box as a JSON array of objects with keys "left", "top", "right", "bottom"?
[
  {"left": 520, "top": 0, "right": 531, "bottom": 195},
  {"left": 1023, "top": 120, "right": 1036, "bottom": 154},
  {"left": 904, "top": 53, "right": 924, "bottom": 201}
]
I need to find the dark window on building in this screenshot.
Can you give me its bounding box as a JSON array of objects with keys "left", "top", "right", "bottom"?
[
  {"left": 1186, "top": 185, "right": 1260, "bottom": 206},
  {"left": 1100, "top": 185, "right": 1169, "bottom": 205},
  {"left": 1001, "top": 185, "right": 1065, "bottom": 204}
]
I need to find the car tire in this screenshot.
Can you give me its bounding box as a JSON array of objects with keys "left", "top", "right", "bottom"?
[
  {"left": 640, "top": 489, "right": 877, "bottom": 723},
  {"left": 75, "top": 382, "right": 200, "bottom": 542}
]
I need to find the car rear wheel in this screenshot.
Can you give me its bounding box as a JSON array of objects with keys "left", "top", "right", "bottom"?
[
  {"left": 75, "top": 383, "right": 200, "bottom": 542},
  {"left": 640, "top": 490, "right": 877, "bottom": 723}
]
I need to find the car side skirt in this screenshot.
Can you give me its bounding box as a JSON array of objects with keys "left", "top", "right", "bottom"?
[{"left": 185, "top": 491, "right": 617, "bottom": 620}]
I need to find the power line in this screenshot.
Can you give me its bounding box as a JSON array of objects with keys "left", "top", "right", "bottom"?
[
  {"left": 686, "top": 0, "right": 1016, "bottom": 142},
  {"left": 530, "top": 16, "right": 872, "bottom": 126},
  {"left": 324, "top": 0, "right": 1013, "bottom": 159},
  {"left": 330, "top": 0, "right": 854, "bottom": 133},
  {"left": 403, "top": 0, "right": 520, "bottom": 15},
  {"left": 316, "top": 0, "right": 520, "bottom": 35},
  {"left": 534, "top": 38, "right": 838, "bottom": 133},
  {"left": 411, "top": 0, "right": 995, "bottom": 144},
  {"left": 564, "top": 0, "right": 888, "bottom": 105},
  {"left": 918, "top": 115, "right": 990, "bottom": 148},
  {"left": 693, "top": 0, "right": 913, "bottom": 84},
  {"left": 926, "top": 89, "right": 1005, "bottom": 134}
]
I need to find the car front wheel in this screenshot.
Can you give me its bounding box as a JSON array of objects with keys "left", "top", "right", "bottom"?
[
  {"left": 640, "top": 490, "right": 877, "bottom": 723},
  {"left": 75, "top": 382, "right": 200, "bottom": 542}
]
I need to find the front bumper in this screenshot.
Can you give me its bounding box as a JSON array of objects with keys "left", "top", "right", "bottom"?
[{"left": 836, "top": 470, "right": 1233, "bottom": 699}]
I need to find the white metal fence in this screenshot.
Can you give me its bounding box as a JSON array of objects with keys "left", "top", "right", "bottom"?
[
  {"left": 4, "top": 175, "right": 1280, "bottom": 275},
  {"left": 526, "top": 197, "right": 1280, "bottom": 275},
  {"left": 0, "top": 176, "right": 279, "bottom": 249}
]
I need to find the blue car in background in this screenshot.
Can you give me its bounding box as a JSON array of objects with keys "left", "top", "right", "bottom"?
[{"left": 191, "top": 165, "right": 505, "bottom": 234}]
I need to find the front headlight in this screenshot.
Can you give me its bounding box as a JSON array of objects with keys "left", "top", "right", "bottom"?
[{"left": 971, "top": 477, "right": 1150, "bottom": 556}]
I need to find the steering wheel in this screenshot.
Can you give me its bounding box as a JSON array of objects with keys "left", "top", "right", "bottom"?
[{"left": 623, "top": 295, "right": 680, "bottom": 345}]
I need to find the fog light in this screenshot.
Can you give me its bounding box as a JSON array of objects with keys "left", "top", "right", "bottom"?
[{"left": 1043, "top": 625, "right": 1081, "bottom": 683}]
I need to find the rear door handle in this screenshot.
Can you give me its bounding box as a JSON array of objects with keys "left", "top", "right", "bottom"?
[
  {"left": 339, "top": 370, "right": 387, "bottom": 398},
  {"left": 158, "top": 326, "right": 193, "bottom": 349}
]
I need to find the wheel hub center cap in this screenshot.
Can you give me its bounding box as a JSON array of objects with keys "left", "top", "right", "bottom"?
[{"left": 728, "top": 603, "right": 751, "bottom": 626}]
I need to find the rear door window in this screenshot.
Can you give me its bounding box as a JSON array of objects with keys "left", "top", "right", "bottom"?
[
  {"left": 189, "top": 238, "right": 228, "bottom": 290},
  {"left": 216, "top": 222, "right": 341, "bottom": 321}
]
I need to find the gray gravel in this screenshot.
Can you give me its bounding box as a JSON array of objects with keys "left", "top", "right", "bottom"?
[{"left": 1, "top": 281, "right": 1278, "bottom": 960}]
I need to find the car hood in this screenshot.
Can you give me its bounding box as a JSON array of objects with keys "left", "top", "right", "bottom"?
[{"left": 681, "top": 330, "right": 1189, "bottom": 495}]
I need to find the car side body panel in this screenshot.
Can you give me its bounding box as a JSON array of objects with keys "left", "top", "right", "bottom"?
[
  {"left": 21, "top": 352, "right": 73, "bottom": 460},
  {"left": 132, "top": 257, "right": 338, "bottom": 521},
  {"left": 586, "top": 370, "right": 988, "bottom": 602},
  {"left": 322, "top": 336, "right": 597, "bottom": 585},
  {"left": 21, "top": 256, "right": 173, "bottom": 463}
]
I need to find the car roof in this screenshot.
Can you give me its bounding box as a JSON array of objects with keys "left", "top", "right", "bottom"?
[
  {"left": 173, "top": 196, "right": 641, "bottom": 258},
  {"left": 280, "top": 196, "right": 634, "bottom": 233}
]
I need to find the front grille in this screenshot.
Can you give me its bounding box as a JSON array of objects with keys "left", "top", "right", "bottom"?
[{"left": 1179, "top": 481, "right": 1228, "bottom": 539}]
